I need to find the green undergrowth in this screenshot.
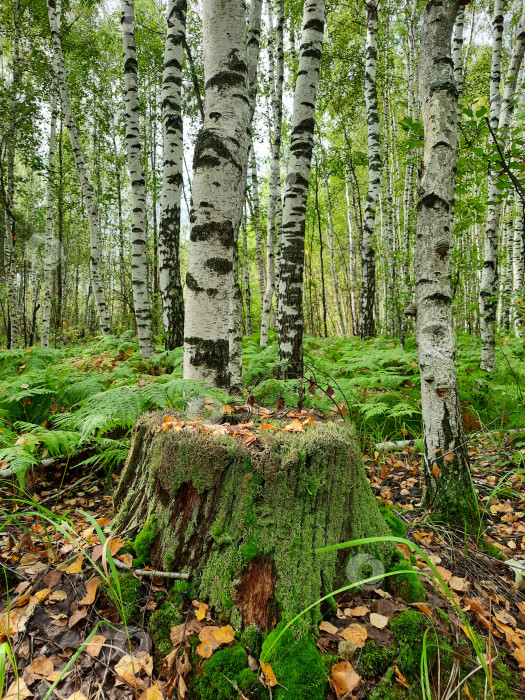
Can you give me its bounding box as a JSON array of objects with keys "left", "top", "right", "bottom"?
[
  {"left": 0, "top": 331, "right": 522, "bottom": 484},
  {"left": 99, "top": 572, "right": 142, "bottom": 623}
]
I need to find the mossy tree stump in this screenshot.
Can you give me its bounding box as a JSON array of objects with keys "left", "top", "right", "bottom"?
[{"left": 113, "top": 412, "right": 393, "bottom": 631}]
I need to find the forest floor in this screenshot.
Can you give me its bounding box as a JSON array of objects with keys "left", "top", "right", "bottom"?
[{"left": 0, "top": 333, "right": 524, "bottom": 699}]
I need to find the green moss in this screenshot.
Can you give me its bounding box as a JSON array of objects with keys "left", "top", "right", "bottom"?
[
  {"left": 101, "top": 572, "right": 142, "bottom": 622},
  {"left": 390, "top": 610, "right": 429, "bottom": 675},
  {"left": 465, "top": 663, "right": 519, "bottom": 700},
  {"left": 241, "top": 537, "right": 260, "bottom": 565},
  {"left": 261, "top": 622, "right": 327, "bottom": 699},
  {"left": 478, "top": 537, "right": 506, "bottom": 561},
  {"left": 241, "top": 624, "right": 262, "bottom": 657},
  {"left": 237, "top": 668, "right": 265, "bottom": 697},
  {"left": 149, "top": 602, "right": 183, "bottom": 657},
  {"left": 191, "top": 644, "right": 248, "bottom": 700},
  {"left": 133, "top": 515, "right": 159, "bottom": 568},
  {"left": 359, "top": 640, "right": 395, "bottom": 676},
  {"left": 388, "top": 561, "right": 426, "bottom": 603},
  {"left": 379, "top": 504, "right": 407, "bottom": 539}
]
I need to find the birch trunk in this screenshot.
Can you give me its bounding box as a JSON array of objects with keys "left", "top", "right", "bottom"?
[
  {"left": 4, "top": 0, "right": 21, "bottom": 348},
  {"left": 183, "top": 0, "right": 252, "bottom": 388},
  {"left": 249, "top": 146, "right": 266, "bottom": 299},
  {"left": 159, "top": 0, "right": 186, "bottom": 350},
  {"left": 260, "top": 0, "right": 284, "bottom": 347},
  {"left": 120, "top": 0, "right": 155, "bottom": 358},
  {"left": 501, "top": 205, "right": 513, "bottom": 331},
  {"left": 46, "top": 0, "right": 110, "bottom": 335},
  {"left": 242, "top": 214, "right": 252, "bottom": 335},
  {"left": 415, "top": 0, "right": 479, "bottom": 528},
  {"left": 513, "top": 194, "right": 524, "bottom": 337},
  {"left": 41, "top": 84, "right": 58, "bottom": 349},
  {"left": 344, "top": 174, "right": 358, "bottom": 335},
  {"left": 276, "top": 0, "right": 326, "bottom": 373},
  {"left": 359, "top": 4, "right": 381, "bottom": 339},
  {"left": 480, "top": 1, "right": 525, "bottom": 372},
  {"left": 324, "top": 165, "right": 345, "bottom": 335},
  {"left": 452, "top": 6, "right": 465, "bottom": 123}
]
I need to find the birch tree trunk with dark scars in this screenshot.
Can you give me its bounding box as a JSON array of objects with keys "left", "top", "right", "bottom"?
[
  {"left": 277, "top": 0, "right": 326, "bottom": 373},
  {"left": 121, "top": 0, "right": 155, "bottom": 358},
  {"left": 46, "top": 0, "right": 111, "bottom": 335},
  {"left": 359, "top": 4, "right": 381, "bottom": 340},
  {"left": 183, "top": 0, "right": 252, "bottom": 388},
  {"left": 41, "top": 85, "right": 58, "bottom": 349},
  {"left": 415, "top": 0, "right": 479, "bottom": 529},
  {"left": 159, "top": 0, "right": 186, "bottom": 350}
]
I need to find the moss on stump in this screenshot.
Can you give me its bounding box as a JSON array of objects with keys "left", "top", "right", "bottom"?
[{"left": 113, "top": 412, "right": 394, "bottom": 631}]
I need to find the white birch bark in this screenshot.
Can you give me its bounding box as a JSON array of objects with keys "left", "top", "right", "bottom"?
[
  {"left": 260, "top": 0, "right": 284, "bottom": 347},
  {"left": 359, "top": 4, "right": 381, "bottom": 339},
  {"left": 513, "top": 195, "right": 525, "bottom": 336},
  {"left": 501, "top": 204, "right": 513, "bottom": 331},
  {"left": 452, "top": 6, "right": 465, "bottom": 123},
  {"left": 415, "top": 0, "right": 479, "bottom": 528},
  {"left": 480, "top": 1, "right": 525, "bottom": 372},
  {"left": 41, "top": 84, "right": 58, "bottom": 349},
  {"left": 159, "top": 0, "right": 186, "bottom": 350},
  {"left": 249, "top": 146, "right": 267, "bottom": 299},
  {"left": 242, "top": 213, "right": 252, "bottom": 335},
  {"left": 46, "top": 0, "right": 110, "bottom": 335},
  {"left": 344, "top": 173, "right": 358, "bottom": 334},
  {"left": 121, "top": 0, "right": 155, "bottom": 358},
  {"left": 276, "top": 0, "right": 326, "bottom": 371},
  {"left": 323, "top": 160, "right": 345, "bottom": 335},
  {"left": 4, "top": 0, "right": 21, "bottom": 348},
  {"left": 183, "top": 0, "right": 252, "bottom": 388}
]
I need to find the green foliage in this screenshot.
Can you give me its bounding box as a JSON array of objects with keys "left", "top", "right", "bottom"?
[
  {"left": 390, "top": 611, "right": 429, "bottom": 675},
  {"left": 133, "top": 516, "right": 159, "bottom": 568},
  {"left": 101, "top": 572, "right": 142, "bottom": 623},
  {"left": 191, "top": 644, "right": 249, "bottom": 700},
  {"left": 240, "top": 624, "right": 262, "bottom": 657},
  {"left": 359, "top": 640, "right": 394, "bottom": 676},
  {"left": 149, "top": 602, "right": 183, "bottom": 657}
]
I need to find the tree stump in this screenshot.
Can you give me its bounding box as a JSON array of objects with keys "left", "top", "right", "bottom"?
[{"left": 113, "top": 413, "right": 393, "bottom": 631}]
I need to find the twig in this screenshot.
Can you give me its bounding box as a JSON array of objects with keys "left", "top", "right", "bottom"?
[
  {"left": 484, "top": 116, "right": 525, "bottom": 205},
  {"left": 113, "top": 557, "right": 190, "bottom": 581}
]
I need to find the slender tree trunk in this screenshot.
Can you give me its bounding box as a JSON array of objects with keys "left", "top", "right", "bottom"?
[
  {"left": 41, "top": 85, "right": 58, "bottom": 348},
  {"left": 315, "top": 171, "right": 328, "bottom": 337},
  {"left": 501, "top": 203, "right": 513, "bottom": 331},
  {"left": 415, "top": 0, "right": 479, "bottom": 529},
  {"left": 242, "top": 214, "right": 252, "bottom": 335},
  {"left": 513, "top": 194, "right": 525, "bottom": 337},
  {"left": 120, "top": 0, "right": 155, "bottom": 358},
  {"left": 324, "top": 161, "right": 345, "bottom": 335},
  {"left": 183, "top": 0, "right": 252, "bottom": 388},
  {"left": 480, "top": 1, "right": 525, "bottom": 372},
  {"left": 277, "top": 0, "right": 326, "bottom": 373},
  {"left": 159, "top": 0, "right": 186, "bottom": 350},
  {"left": 260, "top": 0, "right": 284, "bottom": 347},
  {"left": 452, "top": 6, "right": 465, "bottom": 123},
  {"left": 359, "top": 4, "right": 381, "bottom": 339},
  {"left": 4, "top": 0, "right": 21, "bottom": 349},
  {"left": 46, "top": 0, "right": 110, "bottom": 335},
  {"left": 249, "top": 146, "right": 266, "bottom": 300}
]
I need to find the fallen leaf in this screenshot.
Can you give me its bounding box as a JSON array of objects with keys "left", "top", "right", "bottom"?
[
  {"left": 370, "top": 613, "right": 389, "bottom": 630},
  {"left": 192, "top": 600, "right": 207, "bottom": 621},
  {"left": 394, "top": 664, "right": 410, "bottom": 689},
  {"left": 65, "top": 693, "right": 88, "bottom": 700},
  {"left": 284, "top": 419, "right": 304, "bottom": 432},
  {"left": 212, "top": 625, "right": 235, "bottom": 645},
  {"left": 49, "top": 590, "right": 68, "bottom": 603},
  {"left": 170, "top": 623, "right": 187, "bottom": 647},
  {"left": 514, "top": 647, "right": 525, "bottom": 670},
  {"left": 196, "top": 626, "right": 219, "bottom": 659},
  {"left": 114, "top": 654, "right": 148, "bottom": 690},
  {"left": 65, "top": 554, "right": 83, "bottom": 574},
  {"left": 449, "top": 576, "right": 468, "bottom": 592},
  {"left": 68, "top": 606, "right": 87, "bottom": 628},
  {"left": 138, "top": 684, "right": 165, "bottom": 700},
  {"left": 339, "top": 624, "right": 367, "bottom": 647},
  {"left": 260, "top": 423, "right": 277, "bottom": 430},
  {"left": 86, "top": 634, "right": 106, "bottom": 657},
  {"left": 28, "top": 657, "right": 54, "bottom": 677},
  {"left": 44, "top": 570, "right": 62, "bottom": 588},
  {"left": 260, "top": 663, "right": 277, "bottom": 687},
  {"left": 34, "top": 588, "right": 51, "bottom": 602},
  {"left": 3, "top": 678, "right": 33, "bottom": 699},
  {"left": 108, "top": 537, "right": 126, "bottom": 556},
  {"left": 78, "top": 576, "right": 102, "bottom": 605},
  {"left": 319, "top": 621, "right": 339, "bottom": 635},
  {"left": 118, "top": 553, "right": 133, "bottom": 567},
  {"left": 330, "top": 660, "right": 360, "bottom": 698},
  {"left": 494, "top": 609, "right": 517, "bottom": 627},
  {"left": 350, "top": 606, "right": 370, "bottom": 617}
]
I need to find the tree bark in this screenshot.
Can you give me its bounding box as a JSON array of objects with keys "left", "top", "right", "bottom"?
[
  {"left": 415, "top": 0, "right": 479, "bottom": 529},
  {"left": 513, "top": 194, "right": 524, "bottom": 337},
  {"left": 46, "top": 0, "right": 111, "bottom": 335},
  {"left": 324, "top": 159, "right": 345, "bottom": 335},
  {"left": 120, "top": 0, "right": 155, "bottom": 358},
  {"left": 248, "top": 145, "right": 266, "bottom": 300},
  {"left": 480, "top": 1, "right": 525, "bottom": 372},
  {"left": 359, "top": 4, "right": 381, "bottom": 340},
  {"left": 41, "top": 84, "right": 58, "bottom": 349},
  {"left": 277, "top": 0, "right": 326, "bottom": 374},
  {"left": 159, "top": 0, "right": 186, "bottom": 350},
  {"left": 183, "top": 0, "right": 252, "bottom": 388}
]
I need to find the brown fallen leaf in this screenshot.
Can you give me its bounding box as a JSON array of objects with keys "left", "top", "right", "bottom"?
[
  {"left": 65, "top": 693, "right": 88, "bottom": 700},
  {"left": 138, "top": 684, "right": 165, "bottom": 700},
  {"left": 44, "top": 569, "right": 62, "bottom": 588},
  {"left": 339, "top": 624, "right": 367, "bottom": 647},
  {"left": 196, "top": 626, "right": 219, "bottom": 659},
  {"left": 3, "top": 678, "right": 33, "bottom": 699},
  {"left": 34, "top": 588, "right": 51, "bottom": 602},
  {"left": 49, "top": 590, "right": 68, "bottom": 603},
  {"left": 449, "top": 576, "right": 468, "bottom": 592},
  {"left": 170, "top": 622, "right": 187, "bottom": 647},
  {"left": 65, "top": 554, "right": 83, "bottom": 574},
  {"left": 284, "top": 419, "right": 304, "bottom": 432},
  {"left": 395, "top": 664, "right": 410, "bottom": 689},
  {"left": 78, "top": 576, "right": 102, "bottom": 605},
  {"left": 494, "top": 608, "right": 517, "bottom": 627},
  {"left": 192, "top": 600, "right": 207, "bottom": 622},
  {"left": 260, "top": 663, "right": 277, "bottom": 687},
  {"left": 514, "top": 646, "right": 525, "bottom": 670},
  {"left": 108, "top": 537, "right": 126, "bottom": 556},
  {"left": 330, "top": 660, "right": 360, "bottom": 698},
  {"left": 114, "top": 654, "right": 148, "bottom": 690},
  {"left": 350, "top": 606, "right": 370, "bottom": 617},
  {"left": 370, "top": 613, "right": 389, "bottom": 630},
  {"left": 118, "top": 553, "right": 133, "bottom": 567},
  {"left": 68, "top": 606, "right": 88, "bottom": 629},
  {"left": 319, "top": 621, "right": 338, "bottom": 635},
  {"left": 28, "top": 656, "right": 54, "bottom": 678},
  {"left": 86, "top": 634, "right": 106, "bottom": 657}
]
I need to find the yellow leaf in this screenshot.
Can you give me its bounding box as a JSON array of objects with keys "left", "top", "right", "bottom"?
[
  {"left": 138, "top": 684, "right": 165, "bottom": 700},
  {"left": 302, "top": 416, "right": 314, "bottom": 426},
  {"left": 2, "top": 678, "right": 33, "bottom": 699},
  {"left": 34, "top": 588, "right": 51, "bottom": 602},
  {"left": 260, "top": 663, "right": 277, "bottom": 687},
  {"left": 28, "top": 656, "right": 54, "bottom": 677},
  {"left": 65, "top": 553, "right": 83, "bottom": 574},
  {"left": 221, "top": 404, "right": 232, "bottom": 415},
  {"left": 444, "top": 452, "right": 455, "bottom": 462},
  {"left": 260, "top": 423, "right": 277, "bottom": 430},
  {"left": 338, "top": 624, "right": 367, "bottom": 648},
  {"left": 192, "top": 600, "right": 208, "bottom": 621},
  {"left": 212, "top": 625, "right": 235, "bottom": 645},
  {"left": 196, "top": 626, "right": 219, "bottom": 659},
  {"left": 284, "top": 419, "right": 304, "bottom": 432}
]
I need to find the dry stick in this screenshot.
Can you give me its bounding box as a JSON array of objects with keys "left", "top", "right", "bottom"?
[{"left": 112, "top": 557, "right": 190, "bottom": 581}]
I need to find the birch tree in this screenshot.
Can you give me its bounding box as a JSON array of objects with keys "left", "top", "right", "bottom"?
[
  {"left": 479, "top": 1, "right": 525, "bottom": 372},
  {"left": 120, "top": 0, "right": 155, "bottom": 358},
  {"left": 46, "top": 0, "right": 111, "bottom": 335},
  {"left": 183, "top": 0, "right": 252, "bottom": 388},
  {"left": 41, "top": 85, "right": 58, "bottom": 349},
  {"left": 260, "top": 0, "right": 284, "bottom": 347},
  {"left": 359, "top": 3, "right": 381, "bottom": 339},
  {"left": 415, "top": 0, "right": 479, "bottom": 528},
  {"left": 159, "top": 0, "right": 186, "bottom": 350},
  {"left": 513, "top": 195, "right": 524, "bottom": 337},
  {"left": 276, "top": 0, "right": 326, "bottom": 372}
]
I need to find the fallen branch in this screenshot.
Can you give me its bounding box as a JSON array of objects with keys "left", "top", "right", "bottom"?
[
  {"left": 113, "top": 557, "right": 190, "bottom": 581},
  {"left": 374, "top": 428, "right": 523, "bottom": 452}
]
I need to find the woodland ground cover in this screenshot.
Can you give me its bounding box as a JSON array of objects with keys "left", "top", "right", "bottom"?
[{"left": 0, "top": 332, "right": 524, "bottom": 699}]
